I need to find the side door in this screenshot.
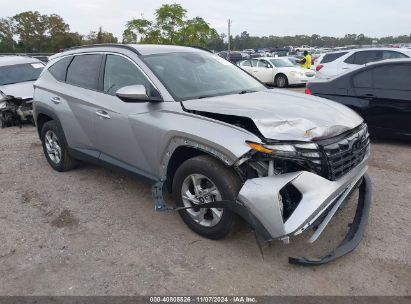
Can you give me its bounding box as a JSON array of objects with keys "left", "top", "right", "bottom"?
[
  {"left": 353, "top": 63, "right": 411, "bottom": 135},
  {"left": 93, "top": 53, "right": 162, "bottom": 177},
  {"left": 367, "top": 63, "right": 411, "bottom": 135},
  {"left": 238, "top": 60, "right": 253, "bottom": 74},
  {"left": 256, "top": 60, "right": 274, "bottom": 83},
  {"left": 62, "top": 53, "right": 104, "bottom": 155},
  {"left": 250, "top": 59, "right": 271, "bottom": 83}
]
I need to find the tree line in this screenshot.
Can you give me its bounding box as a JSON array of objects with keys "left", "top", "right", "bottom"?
[
  {"left": 1, "top": 5, "right": 410, "bottom": 53},
  {"left": 0, "top": 11, "right": 117, "bottom": 53}
]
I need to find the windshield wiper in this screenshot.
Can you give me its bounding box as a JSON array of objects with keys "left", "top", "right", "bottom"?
[
  {"left": 238, "top": 90, "right": 256, "bottom": 94},
  {"left": 197, "top": 95, "right": 216, "bottom": 99},
  {"left": 194, "top": 90, "right": 256, "bottom": 100},
  {"left": 0, "top": 79, "right": 38, "bottom": 86}
]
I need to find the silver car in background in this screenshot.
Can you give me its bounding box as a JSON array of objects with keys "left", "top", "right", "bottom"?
[
  {"left": 0, "top": 56, "right": 44, "bottom": 127},
  {"left": 33, "top": 44, "right": 371, "bottom": 265}
]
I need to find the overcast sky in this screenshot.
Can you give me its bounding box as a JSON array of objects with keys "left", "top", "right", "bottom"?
[{"left": 1, "top": 0, "right": 410, "bottom": 39}]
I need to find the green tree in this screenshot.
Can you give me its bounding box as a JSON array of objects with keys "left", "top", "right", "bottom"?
[
  {"left": 179, "top": 17, "right": 216, "bottom": 46},
  {"left": 124, "top": 4, "right": 219, "bottom": 47},
  {"left": 155, "top": 4, "right": 187, "bottom": 44},
  {"left": 85, "top": 29, "right": 117, "bottom": 44},
  {"left": 124, "top": 18, "right": 152, "bottom": 43},
  {"left": 12, "top": 11, "right": 48, "bottom": 52},
  {"left": 0, "top": 17, "right": 15, "bottom": 52}
]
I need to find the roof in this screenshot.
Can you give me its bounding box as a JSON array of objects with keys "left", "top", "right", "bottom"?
[
  {"left": 0, "top": 56, "right": 41, "bottom": 67},
  {"left": 54, "top": 44, "right": 208, "bottom": 59},
  {"left": 364, "top": 58, "right": 411, "bottom": 66},
  {"left": 325, "top": 47, "right": 411, "bottom": 55},
  {"left": 317, "top": 58, "right": 411, "bottom": 81},
  {"left": 131, "top": 44, "right": 208, "bottom": 55}
]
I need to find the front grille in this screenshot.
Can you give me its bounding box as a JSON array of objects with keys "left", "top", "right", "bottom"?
[
  {"left": 293, "top": 124, "right": 370, "bottom": 181},
  {"left": 321, "top": 124, "right": 370, "bottom": 180}
]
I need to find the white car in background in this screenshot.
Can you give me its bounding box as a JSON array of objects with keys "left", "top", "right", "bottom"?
[
  {"left": 237, "top": 57, "right": 316, "bottom": 87},
  {"left": 315, "top": 48, "right": 411, "bottom": 79},
  {"left": 0, "top": 56, "right": 44, "bottom": 99}
]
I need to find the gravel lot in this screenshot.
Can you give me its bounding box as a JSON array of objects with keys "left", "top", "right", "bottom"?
[{"left": 0, "top": 92, "right": 410, "bottom": 295}]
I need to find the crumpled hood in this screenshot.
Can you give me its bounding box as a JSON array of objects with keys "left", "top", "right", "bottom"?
[
  {"left": 182, "top": 89, "right": 363, "bottom": 141},
  {"left": 0, "top": 81, "right": 35, "bottom": 100}
]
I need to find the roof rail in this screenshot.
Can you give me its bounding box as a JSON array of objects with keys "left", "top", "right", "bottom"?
[{"left": 63, "top": 43, "right": 141, "bottom": 55}]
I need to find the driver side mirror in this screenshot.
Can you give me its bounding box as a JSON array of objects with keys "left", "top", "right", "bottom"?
[{"left": 116, "top": 85, "right": 162, "bottom": 103}]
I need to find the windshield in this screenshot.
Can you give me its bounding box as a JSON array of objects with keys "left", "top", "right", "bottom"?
[
  {"left": 0, "top": 63, "right": 44, "bottom": 86},
  {"left": 269, "top": 58, "right": 295, "bottom": 68},
  {"left": 143, "top": 52, "right": 266, "bottom": 101}
]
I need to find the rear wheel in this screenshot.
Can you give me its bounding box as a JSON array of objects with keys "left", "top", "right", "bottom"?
[
  {"left": 172, "top": 155, "right": 242, "bottom": 240},
  {"left": 275, "top": 74, "right": 288, "bottom": 88},
  {"left": 41, "top": 120, "right": 79, "bottom": 172}
]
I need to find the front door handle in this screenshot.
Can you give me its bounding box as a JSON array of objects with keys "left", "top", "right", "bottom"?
[
  {"left": 96, "top": 110, "right": 111, "bottom": 119},
  {"left": 50, "top": 96, "right": 61, "bottom": 104}
]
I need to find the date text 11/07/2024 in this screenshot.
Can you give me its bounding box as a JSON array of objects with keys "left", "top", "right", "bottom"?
[{"left": 149, "top": 296, "right": 257, "bottom": 303}]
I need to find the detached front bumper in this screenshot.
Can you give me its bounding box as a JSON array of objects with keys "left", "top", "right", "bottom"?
[
  {"left": 235, "top": 157, "right": 371, "bottom": 265},
  {"left": 289, "top": 174, "right": 371, "bottom": 265}
]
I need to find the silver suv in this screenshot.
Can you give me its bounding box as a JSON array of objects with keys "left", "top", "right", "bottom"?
[{"left": 33, "top": 44, "right": 372, "bottom": 265}]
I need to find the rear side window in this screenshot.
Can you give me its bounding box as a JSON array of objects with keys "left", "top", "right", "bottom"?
[
  {"left": 66, "top": 54, "right": 103, "bottom": 90},
  {"left": 321, "top": 52, "right": 348, "bottom": 63},
  {"left": 241, "top": 60, "right": 251, "bottom": 67},
  {"left": 345, "top": 50, "right": 380, "bottom": 65},
  {"left": 48, "top": 56, "right": 72, "bottom": 81},
  {"left": 373, "top": 64, "right": 411, "bottom": 90},
  {"left": 251, "top": 59, "right": 259, "bottom": 67},
  {"left": 352, "top": 70, "right": 372, "bottom": 88},
  {"left": 257, "top": 60, "right": 269, "bottom": 68}
]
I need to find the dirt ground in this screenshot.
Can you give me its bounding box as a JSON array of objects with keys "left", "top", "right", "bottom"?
[{"left": 0, "top": 103, "right": 410, "bottom": 295}]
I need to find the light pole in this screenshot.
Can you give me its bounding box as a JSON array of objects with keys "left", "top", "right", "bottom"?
[{"left": 227, "top": 19, "right": 232, "bottom": 52}]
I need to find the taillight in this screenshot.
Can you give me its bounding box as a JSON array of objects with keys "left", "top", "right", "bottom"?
[
  {"left": 305, "top": 88, "right": 312, "bottom": 95},
  {"left": 316, "top": 64, "right": 323, "bottom": 71}
]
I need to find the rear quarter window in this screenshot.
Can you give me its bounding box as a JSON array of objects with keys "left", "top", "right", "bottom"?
[{"left": 48, "top": 56, "right": 72, "bottom": 82}]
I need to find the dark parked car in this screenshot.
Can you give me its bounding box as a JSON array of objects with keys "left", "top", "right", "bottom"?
[
  {"left": 217, "top": 51, "right": 244, "bottom": 63},
  {"left": 306, "top": 59, "right": 411, "bottom": 140}
]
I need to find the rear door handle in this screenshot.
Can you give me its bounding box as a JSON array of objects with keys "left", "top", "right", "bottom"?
[
  {"left": 50, "top": 96, "right": 61, "bottom": 104},
  {"left": 96, "top": 110, "right": 111, "bottom": 119}
]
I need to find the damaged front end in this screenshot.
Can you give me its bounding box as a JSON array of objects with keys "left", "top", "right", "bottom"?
[
  {"left": 232, "top": 122, "right": 371, "bottom": 264},
  {"left": 154, "top": 123, "right": 371, "bottom": 265},
  {"left": 0, "top": 90, "right": 34, "bottom": 128}
]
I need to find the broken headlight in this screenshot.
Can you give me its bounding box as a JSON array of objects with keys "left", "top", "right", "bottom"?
[{"left": 246, "top": 141, "right": 318, "bottom": 157}]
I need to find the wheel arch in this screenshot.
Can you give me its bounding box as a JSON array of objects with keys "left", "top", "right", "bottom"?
[
  {"left": 164, "top": 140, "right": 243, "bottom": 193},
  {"left": 34, "top": 106, "right": 68, "bottom": 145},
  {"left": 274, "top": 72, "right": 288, "bottom": 81}
]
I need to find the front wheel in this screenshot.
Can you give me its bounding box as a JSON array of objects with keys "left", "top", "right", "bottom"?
[
  {"left": 275, "top": 74, "right": 288, "bottom": 88},
  {"left": 172, "top": 155, "right": 242, "bottom": 240}
]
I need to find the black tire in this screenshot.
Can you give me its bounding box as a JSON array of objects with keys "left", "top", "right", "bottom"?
[
  {"left": 172, "top": 155, "right": 242, "bottom": 240},
  {"left": 41, "top": 120, "right": 78, "bottom": 172},
  {"left": 275, "top": 74, "right": 288, "bottom": 88}
]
